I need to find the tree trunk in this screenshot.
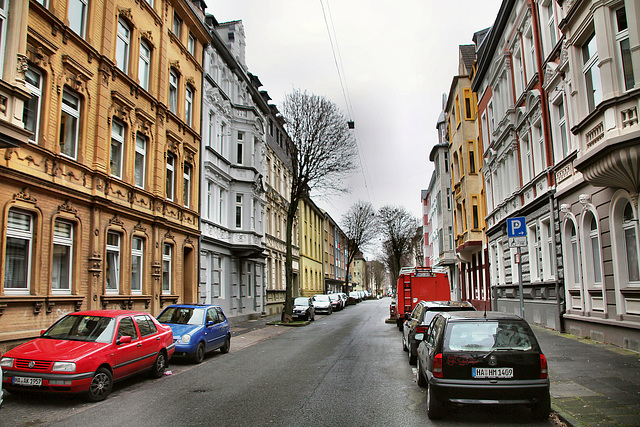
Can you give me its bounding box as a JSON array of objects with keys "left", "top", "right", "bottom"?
[{"left": 283, "top": 199, "right": 298, "bottom": 323}]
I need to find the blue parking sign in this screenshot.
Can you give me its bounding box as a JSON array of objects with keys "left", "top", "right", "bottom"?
[{"left": 507, "top": 217, "right": 527, "bottom": 237}]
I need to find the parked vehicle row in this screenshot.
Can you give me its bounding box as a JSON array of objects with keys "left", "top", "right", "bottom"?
[
  {"left": 397, "top": 300, "right": 551, "bottom": 421},
  {"left": 0, "top": 303, "right": 231, "bottom": 403}
]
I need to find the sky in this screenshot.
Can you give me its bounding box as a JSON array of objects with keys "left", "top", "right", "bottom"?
[{"left": 209, "top": 0, "right": 503, "bottom": 245}]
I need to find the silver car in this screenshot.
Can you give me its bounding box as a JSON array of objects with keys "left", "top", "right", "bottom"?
[{"left": 313, "top": 294, "right": 333, "bottom": 314}]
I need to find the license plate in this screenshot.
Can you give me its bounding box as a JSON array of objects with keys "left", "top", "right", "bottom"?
[
  {"left": 13, "top": 376, "right": 43, "bottom": 386},
  {"left": 472, "top": 367, "right": 513, "bottom": 378}
]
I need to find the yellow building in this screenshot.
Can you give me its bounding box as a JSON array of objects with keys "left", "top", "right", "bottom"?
[
  {"left": 0, "top": 0, "right": 208, "bottom": 351},
  {"left": 350, "top": 252, "right": 366, "bottom": 292},
  {"left": 446, "top": 44, "right": 488, "bottom": 308},
  {"left": 298, "top": 197, "right": 323, "bottom": 297}
]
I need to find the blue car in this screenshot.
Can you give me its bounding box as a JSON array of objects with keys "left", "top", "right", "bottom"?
[{"left": 157, "top": 304, "right": 231, "bottom": 364}]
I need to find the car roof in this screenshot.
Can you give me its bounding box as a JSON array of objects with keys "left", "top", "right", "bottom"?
[
  {"left": 164, "top": 304, "right": 222, "bottom": 309},
  {"left": 419, "top": 300, "right": 474, "bottom": 308},
  {"left": 69, "top": 310, "right": 149, "bottom": 318},
  {"left": 439, "top": 311, "right": 525, "bottom": 321}
]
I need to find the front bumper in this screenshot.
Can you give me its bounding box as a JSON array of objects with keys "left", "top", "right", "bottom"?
[{"left": 2, "top": 369, "right": 93, "bottom": 393}]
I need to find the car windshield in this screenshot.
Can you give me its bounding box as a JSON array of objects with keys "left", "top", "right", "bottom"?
[
  {"left": 445, "top": 321, "right": 534, "bottom": 352},
  {"left": 157, "top": 307, "right": 205, "bottom": 325},
  {"left": 43, "top": 315, "right": 116, "bottom": 344},
  {"left": 293, "top": 298, "right": 309, "bottom": 306},
  {"left": 315, "top": 295, "right": 330, "bottom": 302}
]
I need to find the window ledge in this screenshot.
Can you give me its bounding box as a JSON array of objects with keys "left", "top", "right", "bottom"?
[{"left": 101, "top": 294, "right": 152, "bottom": 310}]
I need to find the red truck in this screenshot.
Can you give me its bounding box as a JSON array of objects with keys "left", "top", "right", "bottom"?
[{"left": 390, "top": 266, "right": 451, "bottom": 329}]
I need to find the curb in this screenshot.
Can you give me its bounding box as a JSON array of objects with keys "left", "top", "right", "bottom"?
[
  {"left": 551, "top": 404, "right": 581, "bottom": 427},
  {"left": 265, "top": 321, "right": 310, "bottom": 327}
]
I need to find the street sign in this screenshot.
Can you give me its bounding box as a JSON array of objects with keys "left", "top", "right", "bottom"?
[{"left": 507, "top": 217, "right": 527, "bottom": 248}]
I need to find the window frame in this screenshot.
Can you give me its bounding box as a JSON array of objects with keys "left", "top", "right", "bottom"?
[
  {"left": 68, "top": 0, "right": 88, "bottom": 39},
  {"left": 23, "top": 67, "right": 44, "bottom": 144},
  {"left": 60, "top": 88, "right": 81, "bottom": 159},
  {"left": 169, "top": 69, "right": 178, "bottom": 115},
  {"left": 581, "top": 31, "right": 602, "bottom": 112},
  {"left": 166, "top": 152, "right": 175, "bottom": 201},
  {"left": 52, "top": 219, "right": 73, "bottom": 294},
  {"left": 185, "top": 85, "right": 193, "bottom": 126},
  {"left": 183, "top": 162, "right": 191, "bottom": 208},
  {"left": 131, "top": 236, "right": 144, "bottom": 295},
  {"left": 4, "top": 210, "right": 34, "bottom": 295},
  {"left": 110, "top": 119, "right": 125, "bottom": 179},
  {"left": 235, "top": 193, "right": 243, "bottom": 229},
  {"left": 139, "top": 40, "right": 151, "bottom": 91},
  {"left": 614, "top": 6, "right": 635, "bottom": 92},
  {"left": 106, "top": 231, "right": 121, "bottom": 295},
  {"left": 116, "top": 18, "right": 131, "bottom": 74},
  {"left": 134, "top": 134, "right": 147, "bottom": 188},
  {"left": 162, "top": 243, "right": 172, "bottom": 295}
]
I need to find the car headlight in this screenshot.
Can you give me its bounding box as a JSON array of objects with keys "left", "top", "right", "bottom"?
[
  {"left": 0, "top": 357, "right": 14, "bottom": 368},
  {"left": 52, "top": 361, "right": 76, "bottom": 372},
  {"left": 181, "top": 334, "right": 191, "bottom": 344}
]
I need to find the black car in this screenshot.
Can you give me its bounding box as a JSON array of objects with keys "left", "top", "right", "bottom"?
[
  {"left": 292, "top": 297, "right": 315, "bottom": 321},
  {"left": 415, "top": 311, "right": 550, "bottom": 420},
  {"left": 402, "top": 301, "right": 476, "bottom": 365}
]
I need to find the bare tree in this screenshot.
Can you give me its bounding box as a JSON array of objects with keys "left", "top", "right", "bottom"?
[
  {"left": 281, "top": 89, "right": 358, "bottom": 322},
  {"left": 342, "top": 201, "right": 377, "bottom": 294},
  {"left": 367, "top": 259, "right": 387, "bottom": 296},
  {"left": 378, "top": 205, "right": 419, "bottom": 288}
]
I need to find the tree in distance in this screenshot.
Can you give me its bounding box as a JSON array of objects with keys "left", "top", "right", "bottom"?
[
  {"left": 377, "top": 205, "right": 419, "bottom": 287},
  {"left": 342, "top": 200, "right": 378, "bottom": 295},
  {"left": 280, "top": 89, "right": 358, "bottom": 322}
]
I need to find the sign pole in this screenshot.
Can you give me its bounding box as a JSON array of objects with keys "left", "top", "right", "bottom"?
[{"left": 518, "top": 246, "right": 524, "bottom": 319}]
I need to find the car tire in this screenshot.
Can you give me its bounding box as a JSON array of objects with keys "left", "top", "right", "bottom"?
[
  {"left": 220, "top": 334, "right": 231, "bottom": 353},
  {"left": 531, "top": 395, "right": 551, "bottom": 420},
  {"left": 87, "top": 367, "right": 113, "bottom": 402},
  {"left": 150, "top": 351, "right": 168, "bottom": 378},
  {"left": 193, "top": 342, "right": 205, "bottom": 364},
  {"left": 426, "top": 383, "right": 444, "bottom": 420},
  {"left": 408, "top": 340, "right": 417, "bottom": 365},
  {"left": 416, "top": 359, "right": 427, "bottom": 387}
]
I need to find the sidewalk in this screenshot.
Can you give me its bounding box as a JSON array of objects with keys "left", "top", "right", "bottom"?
[{"left": 533, "top": 325, "right": 640, "bottom": 426}]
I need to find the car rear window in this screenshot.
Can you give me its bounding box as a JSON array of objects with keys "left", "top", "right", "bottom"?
[{"left": 445, "top": 321, "right": 534, "bottom": 352}]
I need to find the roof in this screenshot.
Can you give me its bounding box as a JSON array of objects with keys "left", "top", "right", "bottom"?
[{"left": 460, "top": 44, "right": 476, "bottom": 73}]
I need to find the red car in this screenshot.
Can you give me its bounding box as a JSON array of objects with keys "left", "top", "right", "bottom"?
[{"left": 0, "top": 310, "right": 175, "bottom": 402}]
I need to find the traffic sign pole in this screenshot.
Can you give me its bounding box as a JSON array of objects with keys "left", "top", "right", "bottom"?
[{"left": 518, "top": 246, "right": 524, "bottom": 319}]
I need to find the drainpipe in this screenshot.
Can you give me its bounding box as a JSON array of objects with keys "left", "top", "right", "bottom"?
[{"left": 549, "top": 193, "right": 564, "bottom": 332}]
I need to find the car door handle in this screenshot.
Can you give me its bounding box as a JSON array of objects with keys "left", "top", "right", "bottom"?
[
  {"left": 137, "top": 344, "right": 142, "bottom": 347},
  {"left": 156, "top": 337, "right": 161, "bottom": 340}
]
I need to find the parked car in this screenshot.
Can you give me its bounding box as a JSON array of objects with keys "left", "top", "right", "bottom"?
[
  {"left": 292, "top": 297, "right": 315, "bottom": 321},
  {"left": 415, "top": 311, "right": 550, "bottom": 420},
  {"left": 403, "top": 301, "right": 476, "bottom": 365},
  {"left": 0, "top": 310, "right": 175, "bottom": 402},
  {"left": 338, "top": 293, "right": 349, "bottom": 307},
  {"left": 313, "top": 294, "right": 333, "bottom": 314},
  {"left": 157, "top": 304, "right": 230, "bottom": 364},
  {"left": 348, "top": 291, "right": 361, "bottom": 304},
  {"left": 328, "top": 293, "right": 344, "bottom": 311}
]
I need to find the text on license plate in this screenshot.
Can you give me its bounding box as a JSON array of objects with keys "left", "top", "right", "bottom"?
[
  {"left": 13, "top": 376, "right": 43, "bottom": 386},
  {"left": 472, "top": 367, "right": 513, "bottom": 378}
]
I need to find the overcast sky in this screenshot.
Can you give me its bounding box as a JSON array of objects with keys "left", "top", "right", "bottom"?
[{"left": 209, "top": 0, "right": 502, "bottom": 247}]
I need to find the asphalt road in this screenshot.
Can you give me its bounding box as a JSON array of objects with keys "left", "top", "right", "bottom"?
[{"left": 0, "top": 298, "right": 557, "bottom": 426}]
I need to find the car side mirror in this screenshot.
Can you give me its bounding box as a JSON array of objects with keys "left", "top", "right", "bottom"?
[
  {"left": 118, "top": 335, "right": 132, "bottom": 344},
  {"left": 40, "top": 329, "right": 46, "bottom": 336},
  {"left": 414, "top": 333, "right": 424, "bottom": 341},
  {"left": 207, "top": 320, "right": 214, "bottom": 326}
]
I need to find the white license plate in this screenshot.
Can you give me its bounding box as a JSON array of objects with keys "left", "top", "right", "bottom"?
[
  {"left": 472, "top": 367, "right": 513, "bottom": 379},
  {"left": 13, "top": 376, "right": 43, "bottom": 386}
]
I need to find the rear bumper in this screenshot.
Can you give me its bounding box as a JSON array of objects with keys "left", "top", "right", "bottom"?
[{"left": 431, "top": 378, "right": 550, "bottom": 405}]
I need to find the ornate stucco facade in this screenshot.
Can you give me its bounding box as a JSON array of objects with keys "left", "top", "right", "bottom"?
[{"left": 0, "top": 0, "right": 208, "bottom": 351}]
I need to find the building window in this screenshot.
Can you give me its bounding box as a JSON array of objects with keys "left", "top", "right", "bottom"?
[
  {"left": 622, "top": 202, "right": 640, "bottom": 282},
  {"left": 188, "top": 33, "right": 195, "bottom": 55},
  {"left": 131, "top": 236, "right": 143, "bottom": 294},
  {"left": 463, "top": 88, "right": 474, "bottom": 120},
  {"left": 582, "top": 32, "right": 602, "bottom": 112},
  {"left": 219, "top": 188, "right": 225, "bottom": 224},
  {"left": 541, "top": 217, "right": 553, "bottom": 280},
  {"left": 185, "top": 86, "right": 193, "bottom": 126},
  {"left": 546, "top": 2, "right": 557, "bottom": 49},
  {"left": 162, "top": 243, "right": 172, "bottom": 294},
  {"left": 235, "top": 194, "right": 243, "bottom": 228},
  {"left": 52, "top": 220, "right": 73, "bottom": 293},
  {"left": 172, "top": 13, "right": 181, "bottom": 38},
  {"left": 106, "top": 231, "right": 121, "bottom": 294},
  {"left": 468, "top": 141, "right": 476, "bottom": 174},
  {"left": 166, "top": 153, "right": 175, "bottom": 201},
  {"left": 23, "top": 67, "right": 43, "bottom": 144},
  {"left": 116, "top": 19, "right": 130, "bottom": 74},
  {"left": 454, "top": 95, "right": 461, "bottom": 127},
  {"left": 615, "top": 7, "right": 634, "bottom": 91},
  {"left": 183, "top": 162, "right": 191, "bottom": 208},
  {"left": 587, "top": 215, "right": 603, "bottom": 285},
  {"left": 169, "top": 69, "right": 178, "bottom": 114},
  {"left": 212, "top": 255, "right": 221, "bottom": 298},
  {"left": 236, "top": 132, "right": 243, "bottom": 164},
  {"left": 522, "top": 133, "right": 533, "bottom": 182},
  {"left": 568, "top": 221, "right": 581, "bottom": 288},
  {"left": 60, "top": 88, "right": 81, "bottom": 159},
  {"left": 4, "top": 210, "right": 33, "bottom": 294},
  {"left": 472, "top": 196, "right": 479, "bottom": 229},
  {"left": 139, "top": 41, "right": 150, "bottom": 91},
  {"left": 446, "top": 188, "right": 451, "bottom": 210},
  {"left": 0, "top": 1, "right": 6, "bottom": 76},
  {"left": 134, "top": 134, "right": 146, "bottom": 188},
  {"left": 555, "top": 97, "right": 569, "bottom": 158},
  {"left": 533, "top": 121, "right": 546, "bottom": 175},
  {"left": 110, "top": 119, "right": 124, "bottom": 179},
  {"left": 208, "top": 112, "right": 214, "bottom": 148},
  {"left": 528, "top": 223, "right": 541, "bottom": 282},
  {"left": 217, "top": 121, "right": 226, "bottom": 155},
  {"left": 68, "top": 0, "right": 88, "bottom": 38}
]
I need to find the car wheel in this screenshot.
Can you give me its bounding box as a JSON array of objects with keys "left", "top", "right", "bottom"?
[
  {"left": 193, "top": 342, "right": 205, "bottom": 364},
  {"left": 531, "top": 395, "right": 551, "bottom": 420},
  {"left": 220, "top": 334, "right": 231, "bottom": 353},
  {"left": 150, "top": 351, "right": 167, "bottom": 378},
  {"left": 416, "top": 359, "right": 427, "bottom": 387},
  {"left": 426, "top": 383, "right": 444, "bottom": 420},
  {"left": 408, "top": 340, "right": 417, "bottom": 365},
  {"left": 87, "top": 367, "right": 113, "bottom": 402}
]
